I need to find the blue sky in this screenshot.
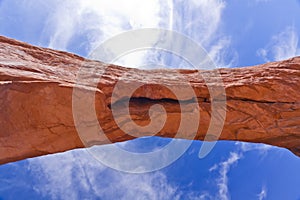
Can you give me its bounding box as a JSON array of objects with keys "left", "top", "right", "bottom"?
[{"left": 0, "top": 0, "right": 300, "bottom": 199}]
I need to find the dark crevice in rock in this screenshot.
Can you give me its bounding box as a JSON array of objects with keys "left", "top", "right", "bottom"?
[
  {"left": 226, "top": 97, "right": 297, "bottom": 104},
  {"left": 108, "top": 96, "right": 198, "bottom": 109},
  {"left": 108, "top": 95, "right": 297, "bottom": 110}
]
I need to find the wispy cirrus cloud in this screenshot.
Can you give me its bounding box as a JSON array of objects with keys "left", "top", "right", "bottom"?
[
  {"left": 206, "top": 152, "right": 241, "bottom": 200},
  {"left": 157, "top": 0, "right": 237, "bottom": 68},
  {"left": 44, "top": 0, "right": 161, "bottom": 52},
  {"left": 29, "top": 149, "right": 181, "bottom": 200},
  {"left": 28, "top": 146, "right": 216, "bottom": 200},
  {"left": 27, "top": 142, "right": 272, "bottom": 200},
  {"left": 206, "top": 142, "right": 271, "bottom": 200},
  {"left": 217, "top": 152, "right": 241, "bottom": 200},
  {"left": 0, "top": 0, "right": 236, "bottom": 68},
  {"left": 41, "top": 0, "right": 235, "bottom": 68},
  {"left": 236, "top": 142, "right": 272, "bottom": 156},
  {"left": 257, "top": 26, "right": 300, "bottom": 62},
  {"left": 257, "top": 185, "right": 267, "bottom": 200}
]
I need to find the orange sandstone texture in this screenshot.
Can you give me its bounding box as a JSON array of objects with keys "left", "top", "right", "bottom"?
[{"left": 0, "top": 36, "right": 299, "bottom": 164}]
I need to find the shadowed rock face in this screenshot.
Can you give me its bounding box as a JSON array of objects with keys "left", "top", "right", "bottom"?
[{"left": 0, "top": 36, "right": 299, "bottom": 164}]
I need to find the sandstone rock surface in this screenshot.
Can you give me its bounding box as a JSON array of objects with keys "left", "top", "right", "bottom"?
[{"left": 0, "top": 36, "right": 299, "bottom": 164}]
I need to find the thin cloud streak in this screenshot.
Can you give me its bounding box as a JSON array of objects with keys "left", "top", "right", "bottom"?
[
  {"left": 41, "top": 0, "right": 236, "bottom": 68},
  {"left": 206, "top": 152, "right": 241, "bottom": 200},
  {"left": 158, "top": 0, "right": 237, "bottom": 68},
  {"left": 257, "top": 185, "right": 267, "bottom": 200},
  {"left": 29, "top": 149, "right": 181, "bottom": 200},
  {"left": 204, "top": 142, "right": 271, "bottom": 200},
  {"left": 217, "top": 152, "right": 241, "bottom": 200},
  {"left": 257, "top": 26, "right": 300, "bottom": 62},
  {"left": 236, "top": 142, "right": 272, "bottom": 155}
]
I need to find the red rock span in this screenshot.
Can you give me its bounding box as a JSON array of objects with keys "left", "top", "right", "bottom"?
[{"left": 0, "top": 36, "right": 299, "bottom": 164}]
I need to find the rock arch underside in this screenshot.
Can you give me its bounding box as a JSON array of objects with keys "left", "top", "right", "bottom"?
[{"left": 0, "top": 36, "right": 299, "bottom": 165}]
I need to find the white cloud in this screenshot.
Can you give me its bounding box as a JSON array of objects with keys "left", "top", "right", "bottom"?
[
  {"left": 28, "top": 140, "right": 249, "bottom": 200},
  {"left": 217, "top": 152, "right": 241, "bottom": 200},
  {"left": 101, "top": 171, "right": 180, "bottom": 200},
  {"left": 236, "top": 142, "right": 272, "bottom": 154},
  {"left": 28, "top": 143, "right": 272, "bottom": 200},
  {"left": 29, "top": 146, "right": 220, "bottom": 200},
  {"left": 186, "top": 191, "right": 214, "bottom": 200},
  {"left": 208, "top": 37, "right": 238, "bottom": 68},
  {"left": 257, "top": 186, "right": 267, "bottom": 200},
  {"left": 44, "top": 0, "right": 161, "bottom": 52},
  {"left": 205, "top": 152, "right": 242, "bottom": 200},
  {"left": 39, "top": 0, "right": 236, "bottom": 68},
  {"left": 257, "top": 26, "right": 300, "bottom": 62},
  {"left": 209, "top": 164, "right": 218, "bottom": 172},
  {"left": 28, "top": 149, "right": 181, "bottom": 200},
  {"left": 172, "top": 0, "right": 226, "bottom": 46},
  {"left": 204, "top": 142, "right": 271, "bottom": 200},
  {"left": 30, "top": 150, "right": 87, "bottom": 199},
  {"left": 160, "top": 0, "right": 237, "bottom": 68}
]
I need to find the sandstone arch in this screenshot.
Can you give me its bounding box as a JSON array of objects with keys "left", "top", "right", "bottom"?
[{"left": 0, "top": 36, "right": 299, "bottom": 164}]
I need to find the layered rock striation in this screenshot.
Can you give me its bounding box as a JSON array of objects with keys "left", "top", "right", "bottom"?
[{"left": 0, "top": 36, "right": 299, "bottom": 164}]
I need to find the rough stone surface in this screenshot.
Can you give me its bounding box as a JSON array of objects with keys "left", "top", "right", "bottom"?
[{"left": 0, "top": 36, "right": 299, "bottom": 164}]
